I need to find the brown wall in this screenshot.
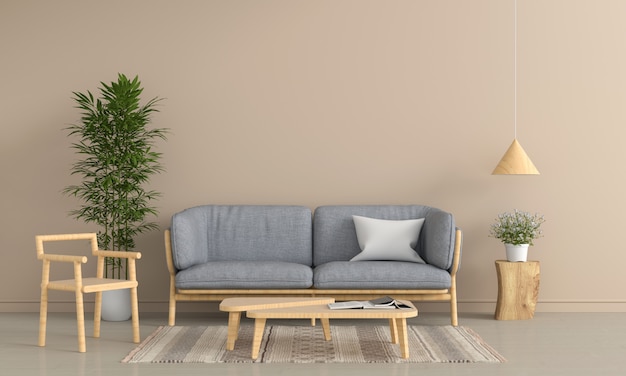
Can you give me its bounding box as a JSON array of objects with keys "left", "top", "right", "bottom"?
[{"left": 2, "top": 0, "right": 625, "bottom": 313}]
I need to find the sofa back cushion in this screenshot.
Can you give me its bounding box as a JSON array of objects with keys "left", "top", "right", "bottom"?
[
  {"left": 313, "top": 205, "right": 455, "bottom": 270},
  {"left": 171, "top": 205, "right": 313, "bottom": 270}
]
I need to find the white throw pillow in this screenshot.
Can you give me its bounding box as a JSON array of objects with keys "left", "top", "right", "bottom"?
[{"left": 350, "top": 215, "right": 426, "bottom": 263}]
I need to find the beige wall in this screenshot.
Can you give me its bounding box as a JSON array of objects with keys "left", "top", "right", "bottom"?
[{"left": 2, "top": 0, "right": 625, "bottom": 313}]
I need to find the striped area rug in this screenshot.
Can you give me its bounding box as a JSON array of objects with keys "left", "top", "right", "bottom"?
[{"left": 122, "top": 324, "right": 506, "bottom": 364}]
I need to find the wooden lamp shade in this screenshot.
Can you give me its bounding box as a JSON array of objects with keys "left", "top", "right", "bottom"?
[{"left": 492, "top": 139, "right": 540, "bottom": 175}]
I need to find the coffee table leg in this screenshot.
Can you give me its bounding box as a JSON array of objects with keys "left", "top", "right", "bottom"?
[
  {"left": 389, "top": 318, "right": 398, "bottom": 344},
  {"left": 320, "top": 318, "right": 331, "bottom": 340},
  {"left": 226, "top": 312, "right": 241, "bottom": 350},
  {"left": 251, "top": 318, "right": 267, "bottom": 360},
  {"left": 396, "top": 318, "right": 409, "bottom": 359}
]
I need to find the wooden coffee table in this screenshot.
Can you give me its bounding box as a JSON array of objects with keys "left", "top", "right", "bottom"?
[
  {"left": 246, "top": 301, "right": 418, "bottom": 359},
  {"left": 219, "top": 297, "right": 335, "bottom": 351}
]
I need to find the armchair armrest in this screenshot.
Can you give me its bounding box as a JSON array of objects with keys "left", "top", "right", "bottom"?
[{"left": 94, "top": 250, "right": 142, "bottom": 260}]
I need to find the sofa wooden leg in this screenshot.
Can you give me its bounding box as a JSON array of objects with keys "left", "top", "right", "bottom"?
[
  {"left": 168, "top": 299, "right": 176, "bottom": 326},
  {"left": 450, "top": 292, "right": 459, "bottom": 327}
]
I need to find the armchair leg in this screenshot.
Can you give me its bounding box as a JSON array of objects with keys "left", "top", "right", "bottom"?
[
  {"left": 130, "top": 287, "right": 140, "bottom": 343},
  {"left": 38, "top": 287, "right": 48, "bottom": 347},
  {"left": 93, "top": 292, "right": 102, "bottom": 338},
  {"left": 75, "top": 290, "right": 86, "bottom": 353}
]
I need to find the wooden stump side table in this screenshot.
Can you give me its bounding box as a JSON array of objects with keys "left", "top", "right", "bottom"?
[{"left": 494, "top": 260, "right": 540, "bottom": 320}]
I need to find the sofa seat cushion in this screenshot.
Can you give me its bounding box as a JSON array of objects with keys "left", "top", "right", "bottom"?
[
  {"left": 313, "top": 261, "right": 451, "bottom": 289},
  {"left": 176, "top": 261, "right": 313, "bottom": 289}
]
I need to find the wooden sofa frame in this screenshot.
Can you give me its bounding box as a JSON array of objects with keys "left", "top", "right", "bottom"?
[{"left": 164, "top": 229, "right": 462, "bottom": 327}]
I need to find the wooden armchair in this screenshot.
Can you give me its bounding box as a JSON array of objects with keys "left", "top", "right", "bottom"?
[{"left": 36, "top": 233, "right": 141, "bottom": 352}]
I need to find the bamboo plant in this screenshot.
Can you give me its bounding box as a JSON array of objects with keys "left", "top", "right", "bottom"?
[{"left": 64, "top": 74, "right": 167, "bottom": 279}]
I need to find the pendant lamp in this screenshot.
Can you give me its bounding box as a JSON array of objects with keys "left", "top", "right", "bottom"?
[{"left": 492, "top": 0, "right": 540, "bottom": 175}]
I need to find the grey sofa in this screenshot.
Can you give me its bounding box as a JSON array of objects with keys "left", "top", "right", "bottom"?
[{"left": 164, "top": 205, "right": 462, "bottom": 326}]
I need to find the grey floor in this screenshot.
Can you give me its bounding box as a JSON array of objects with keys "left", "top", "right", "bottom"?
[{"left": 2, "top": 311, "right": 625, "bottom": 376}]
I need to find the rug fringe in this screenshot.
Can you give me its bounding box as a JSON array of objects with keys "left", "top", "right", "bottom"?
[{"left": 121, "top": 325, "right": 165, "bottom": 363}]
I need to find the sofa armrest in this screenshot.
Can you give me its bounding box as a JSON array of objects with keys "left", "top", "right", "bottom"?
[{"left": 421, "top": 210, "right": 456, "bottom": 270}]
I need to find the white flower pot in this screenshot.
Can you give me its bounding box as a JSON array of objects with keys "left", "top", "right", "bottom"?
[
  {"left": 101, "top": 289, "right": 132, "bottom": 321},
  {"left": 505, "top": 244, "right": 529, "bottom": 262}
]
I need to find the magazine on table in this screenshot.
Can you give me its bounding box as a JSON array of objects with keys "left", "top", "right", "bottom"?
[{"left": 328, "top": 296, "right": 411, "bottom": 310}]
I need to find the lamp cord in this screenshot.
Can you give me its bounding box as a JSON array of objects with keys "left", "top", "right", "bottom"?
[{"left": 514, "top": 0, "right": 518, "bottom": 140}]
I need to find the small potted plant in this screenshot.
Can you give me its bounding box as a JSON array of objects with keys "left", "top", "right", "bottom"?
[{"left": 489, "top": 209, "right": 545, "bottom": 262}]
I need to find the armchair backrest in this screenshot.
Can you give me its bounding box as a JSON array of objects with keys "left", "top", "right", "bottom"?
[{"left": 36, "top": 233, "right": 99, "bottom": 259}]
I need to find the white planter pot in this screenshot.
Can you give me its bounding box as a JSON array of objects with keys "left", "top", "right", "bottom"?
[
  {"left": 505, "top": 244, "right": 529, "bottom": 262},
  {"left": 101, "top": 289, "right": 132, "bottom": 322}
]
